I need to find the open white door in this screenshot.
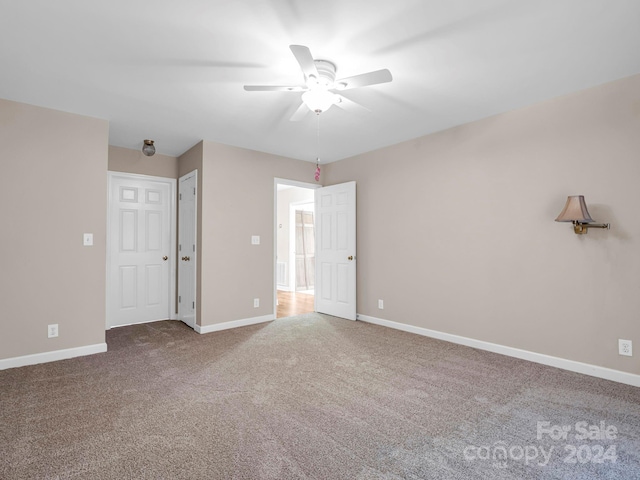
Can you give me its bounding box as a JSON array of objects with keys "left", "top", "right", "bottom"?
[
  {"left": 178, "top": 171, "right": 197, "bottom": 329},
  {"left": 315, "top": 181, "right": 356, "bottom": 320}
]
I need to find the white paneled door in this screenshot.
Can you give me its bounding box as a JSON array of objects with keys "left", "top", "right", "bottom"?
[
  {"left": 107, "top": 173, "right": 175, "bottom": 328},
  {"left": 315, "top": 181, "right": 357, "bottom": 320},
  {"left": 178, "top": 171, "right": 197, "bottom": 329}
]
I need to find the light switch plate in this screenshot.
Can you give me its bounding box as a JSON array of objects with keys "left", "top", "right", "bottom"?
[
  {"left": 83, "top": 233, "right": 93, "bottom": 246},
  {"left": 251, "top": 235, "right": 260, "bottom": 245},
  {"left": 48, "top": 324, "right": 59, "bottom": 338}
]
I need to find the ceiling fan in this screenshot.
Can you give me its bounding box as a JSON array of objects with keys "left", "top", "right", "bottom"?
[{"left": 244, "top": 45, "right": 392, "bottom": 121}]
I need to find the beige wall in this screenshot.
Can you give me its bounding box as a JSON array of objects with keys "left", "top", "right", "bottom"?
[
  {"left": 324, "top": 73, "right": 640, "bottom": 375},
  {"left": 108, "top": 145, "right": 178, "bottom": 178},
  {"left": 182, "top": 141, "right": 317, "bottom": 327},
  {"left": 0, "top": 99, "right": 108, "bottom": 360}
]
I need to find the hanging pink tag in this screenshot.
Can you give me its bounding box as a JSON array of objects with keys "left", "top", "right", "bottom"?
[{"left": 314, "top": 165, "right": 321, "bottom": 181}]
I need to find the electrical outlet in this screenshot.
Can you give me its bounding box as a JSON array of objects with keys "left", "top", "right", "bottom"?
[
  {"left": 378, "top": 299, "right": 384, "bottom": 310},
  {"left": 48, "top": 324, "right": 59, "bottom": 338},
  {"left": 619, "top": 339, "right": 632, "bottom": 356},
  {"left": 254, "top": 298, "right": 260, "bottom": 308}
]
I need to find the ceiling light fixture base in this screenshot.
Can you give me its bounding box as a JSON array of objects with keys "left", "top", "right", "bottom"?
[
  {"left": 309, "top": 60, "right": 336, "bottom": 87},
  {"left": 142, "top": 139, "right": 156, "bottom": 157}
]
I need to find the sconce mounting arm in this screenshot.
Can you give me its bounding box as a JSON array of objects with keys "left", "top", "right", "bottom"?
[{"left": 572, "top": 221, "right": 610, "bottom": 235}]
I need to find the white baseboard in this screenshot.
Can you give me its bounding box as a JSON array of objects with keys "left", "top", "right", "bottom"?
[
  {"left": 195, "top": 314, "right": 274, "bottom": 334},
  {"left": 0, "top": 343, "right": 108, "bottom": 371},
  {"left": 357, "top": 314, "right": 640, "bottom": 388}
]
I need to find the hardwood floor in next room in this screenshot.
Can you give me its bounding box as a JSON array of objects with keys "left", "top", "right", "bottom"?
[{"left": 277, "top": 290, "right": 314, "bottom": 318}]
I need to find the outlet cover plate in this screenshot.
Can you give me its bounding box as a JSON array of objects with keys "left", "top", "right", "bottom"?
[
  {"left": 619, "top": 339, "right": 632, "bottom": 356},
  {"left": 378, "top": 299, "right": 384, "bottom": 309},
  {"left": 254, "top": 298, "right": 260, "bottom": 308}
]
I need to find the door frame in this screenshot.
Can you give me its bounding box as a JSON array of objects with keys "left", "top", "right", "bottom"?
[
  {"left": 274, "top": 178, "right": 321, "bottom": 318},
  {"left": 106, "top": 171, "right": 177, "bottom": 329}
]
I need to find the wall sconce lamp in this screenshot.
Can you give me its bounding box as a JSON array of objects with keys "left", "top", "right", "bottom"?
[
  {"left": 555, "top": 195, "right": 610, "bottom": 234},
  {"left": 142, "top": 139, "right": 156, "bottom": 157}
]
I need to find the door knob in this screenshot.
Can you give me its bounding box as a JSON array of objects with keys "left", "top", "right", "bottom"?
[
  {"left": 162, "top": 256, "right": 168, "bottom": 261},
  {"left": 348, "top": 256, "right": 354, "bottom": 261}
]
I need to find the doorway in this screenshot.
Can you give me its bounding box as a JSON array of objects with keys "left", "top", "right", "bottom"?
[{"left": 275, "top": 179, "right": 319, "bottom": 318}]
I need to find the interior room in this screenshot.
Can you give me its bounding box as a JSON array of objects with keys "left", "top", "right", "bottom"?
[
  {"left": 276, "top": 183, "right": 316, "bottom": 318},
  {"left": 1, "top": 1, "right": 639, "bottom": 478}
]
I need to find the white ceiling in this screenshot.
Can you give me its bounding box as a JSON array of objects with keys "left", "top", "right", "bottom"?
[{"left": 1, "top": 0, "right": 639, "bottom": 162}]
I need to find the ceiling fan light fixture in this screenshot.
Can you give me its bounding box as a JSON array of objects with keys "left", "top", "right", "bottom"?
[
  {"left": 243, "top": 45, "right": 392, "bottom": 121},
  {"left": 317, "top": 76, "right": 331, "bottom": 88},
  {"left": 302, "top": 90, "right": 337, "bottom": 114},
  {"left": 314, "top": 60, "right": 336, "bottom": 86},
  {"left": 306, "top": 74, "right": 318, "bottom": 88}
]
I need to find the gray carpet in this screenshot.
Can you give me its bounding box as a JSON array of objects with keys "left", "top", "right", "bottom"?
[{"left": 1, "top": 313, "right": 639, "bottom": 479}]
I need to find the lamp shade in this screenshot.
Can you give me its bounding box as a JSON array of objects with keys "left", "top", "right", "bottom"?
[
  {"left": 302, "top": 90, "right": 337, "bottom": 113},
  {"left": 555, "top": 195, "right": 594, "bottom": 223}
]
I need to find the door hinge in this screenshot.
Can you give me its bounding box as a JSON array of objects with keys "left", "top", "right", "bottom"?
[
  {"left": 192, "top": 301, "right": 195, "bottom": 309},
  {"left": 179, "top": 244, "right": 182, "bottom": 251},
  {"left": 179, "top": 193, "right": 182, "bottom": 200},
  {"left": 193, "top": 187, "right": 196, "bottom": 195},
  {"left": 179, "top": 295, "right": 181, "bottom": 303},
  {"left": 192, "top": 245, "right": 195, "bottom": 252}
]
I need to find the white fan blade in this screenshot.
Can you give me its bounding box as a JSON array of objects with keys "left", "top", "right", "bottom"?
[
  {"left": 244, "top": 85, "right": 305, "bottom": 92},
  {"left": 289, "top": 103, "right": 310, "bottom": 121},
  {"left": 290, "top": 45, "right": 319, "bottom": 80},
  {"left": 335, "top": 95, "right": 370, "bottom": 114},
  {"left": 334, "top": 69, "right": 392, "bottom": 90}
]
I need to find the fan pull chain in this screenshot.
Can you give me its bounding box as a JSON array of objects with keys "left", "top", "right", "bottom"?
[{"left": 315, "top": 114, "right": 321, "bottom": 182}]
